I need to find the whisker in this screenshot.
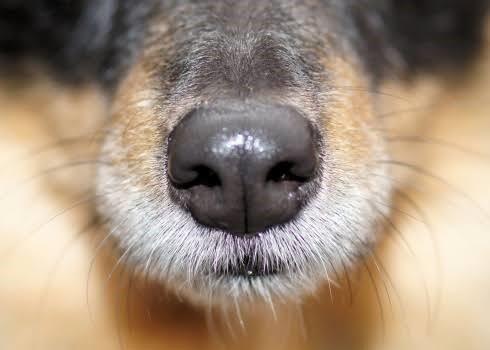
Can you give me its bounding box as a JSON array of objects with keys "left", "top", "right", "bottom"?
[
  {"left": 294, "top": 302, "right": 307, "bottom": 340},
  {"left": 205, "top": 302, "right": 226, "bottom": 348},
  {"left": 113, "top": 261, "right": 130, "bottom": 350},
  {"left": 0, "top": 159, "right": 109, "bottom": 202},
  {"left": 31, "top": 217, "right": 103, "bottom": 350},
  {"left": 376, "top": 103, "right": 437, "bottom": 119},
  {"left": 368, "top": 195, "right": 427, "bottom": 231},
  {"left": 337, "top": 249, "right": 354, "bottom": 306},
  {"left": 329, "top": 85, "right": 414, "bottom": 103},
  {"left": 370, "top": 251, "right": 412, "bottom": 338},
  {"left": 374, "top": 205, "right": 416, "bottom": 257},
  {"left": 374, "top": 165, "right": 448, "bottom": 333},
  {"left": 0, "top": 192, "right": 103, "bottom": 261},
  {"left": 85, "top": 215, "right": 130, "bottom": 325},
  {"left": 264, "top": 287, "right": 277, "bottom": 322},
  {"left": 370, "top": 253, "right": 393, "bottom": 320},
  {"left": 319, "top": 252, "right": 343, "bottom": 304},
  {"left": 378, "top": 159, "right": 490, "bottom": 222},
  {"left": 387, "top": 136, "right": 490, "bottom": 160},
  {"left": 141, "top": 243, "right": 159, "bottom": 296},
  {"left": 221, "top": 303, "right": 239, "bottom": 340},
  {"left": 0, "top": 135, "right": 103, "bottom": 170},
  {"left": 233, "top": 297, "right": 246, "bottom": 332},
  {"left": 393, "top": 188, "right": 442, "bottom": 333},
  {"left": 372, "top": 170, "right": 443, "bottom": 332},
  {"left": 363, "top": 258, "right": 386, "bottom": 338}
]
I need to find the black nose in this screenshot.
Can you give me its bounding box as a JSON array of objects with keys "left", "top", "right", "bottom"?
[{"left": 167, "top": 103, "right": 318, "bottom": 235}]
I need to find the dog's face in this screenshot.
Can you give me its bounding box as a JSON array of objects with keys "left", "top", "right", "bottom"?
[{"left": 97, "top": 0, "right": 391, "bottom": 305}]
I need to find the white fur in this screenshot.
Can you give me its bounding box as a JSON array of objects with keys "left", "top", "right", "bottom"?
[{"left": 96, "top": 121, "right": 392, "bottom": 305}]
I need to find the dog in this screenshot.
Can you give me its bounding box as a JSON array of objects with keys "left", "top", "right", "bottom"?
[{"left": 0, "top": 1, "right": 489, "bottom": 349}]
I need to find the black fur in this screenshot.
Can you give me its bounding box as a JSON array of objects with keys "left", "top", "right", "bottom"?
[
  {"left": 0, "top": 0, "right": 488, "bottom": 87},
  {"left": 0, "top": 0, "right": 154, "bottom": 87},
  {"left": 353, "top": 0, "right": 490, "bottom": 78}
]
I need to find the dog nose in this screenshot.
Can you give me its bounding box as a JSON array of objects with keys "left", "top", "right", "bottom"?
[{"left": 167, "top": 104, "right": 318, "bottom": 235}]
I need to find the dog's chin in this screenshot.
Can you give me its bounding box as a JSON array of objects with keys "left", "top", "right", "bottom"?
[
  {"left": 96, "top": 154, "right": 391, "bottom": 307},
  {"left": 144, "top": 226, "right": 325, "bottom": 307},
  {"left": 171, "top": 267, "right": 319, "bottom": 308},
  {"left": 98, "top": 199, "right": 385, "bottom": 307}
]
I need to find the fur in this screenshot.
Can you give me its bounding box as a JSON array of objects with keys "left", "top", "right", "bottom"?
[{"left": 0, "top": 1, "right": 489, "bottom": 349}]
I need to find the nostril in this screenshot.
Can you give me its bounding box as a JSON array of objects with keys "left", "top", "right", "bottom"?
[
  {"left": 171, "top": 165, "right": 222, "bottom": 190},
  {"left": 266, "top": 161, "right": 311, "bottom": 184},
  {"left": 192, "top": 165, "right": 222, "bottom": 188}
]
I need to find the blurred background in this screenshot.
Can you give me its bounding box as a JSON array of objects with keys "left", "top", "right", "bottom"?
[{"left": 0, "top": 5, "right": 489, "bottom": 350}]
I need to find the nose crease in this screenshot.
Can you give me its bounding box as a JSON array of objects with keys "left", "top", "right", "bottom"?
[{"left": 240, "top": 172, "right": 249, "bottom": 234}]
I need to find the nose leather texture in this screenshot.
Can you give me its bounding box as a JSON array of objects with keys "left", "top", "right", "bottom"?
[{"left": 167, "top": 103, "right": 318, "bottom": 235}]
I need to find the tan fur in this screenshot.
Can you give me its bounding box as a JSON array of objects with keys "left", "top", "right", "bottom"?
[{"left": 1, "top": 44, "right": 490, "bottom": 350}]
